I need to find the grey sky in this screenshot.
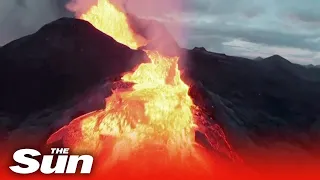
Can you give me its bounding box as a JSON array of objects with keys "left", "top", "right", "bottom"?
[
  {"left": 0, "top": 0, "right": 319, "bottom": 64},
  {"left": 179, "top": 0, "right": 320, "bottom": 64}
]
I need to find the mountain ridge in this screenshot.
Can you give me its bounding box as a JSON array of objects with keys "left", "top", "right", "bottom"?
[{"left": 1, "top": 17, "right": 320, "bottom": 169}]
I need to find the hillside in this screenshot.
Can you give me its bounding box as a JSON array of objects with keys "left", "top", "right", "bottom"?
[{"left": 0, "top": 18, "right": 320, "bottom": 171}]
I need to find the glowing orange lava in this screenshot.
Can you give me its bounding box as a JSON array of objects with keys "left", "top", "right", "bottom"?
[
  {"left": 47, "top": 0, "right": 219, "bottom": 178},
  {"left": 80, "top": 0, "right": 147, "bottom": 49}
]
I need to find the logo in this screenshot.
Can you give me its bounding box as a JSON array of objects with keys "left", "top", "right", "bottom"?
[{"left": 9, "top": 148, "right": 94, "bottom": 174}]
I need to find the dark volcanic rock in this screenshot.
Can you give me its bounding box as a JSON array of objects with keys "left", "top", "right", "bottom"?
[
  {"left": 2, "top": 77, "right": 115, "bottom": 147},
  {"left": 1, "top": 15, "right": 320, "bottom": 169},
  {"left": 0, "top": 17, "right": 147, "bottom": 115},
  {"left": 185, "top": 48, "right": 320, "bottom": 157},
  {"left": 189, "top": 82, "right": 254, "bottom": 151}
]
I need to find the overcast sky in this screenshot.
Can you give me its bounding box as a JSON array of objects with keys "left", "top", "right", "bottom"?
[{"left": 0, "top": 0, "right": 319, "bottom": 65}]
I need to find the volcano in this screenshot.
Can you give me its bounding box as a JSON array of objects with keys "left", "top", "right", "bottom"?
[
  {"left": 1, "top": 0, "right": 320, "bottom": 179},
  {"left": 44, "top": 0, "right": 238, "bottom": 178}
]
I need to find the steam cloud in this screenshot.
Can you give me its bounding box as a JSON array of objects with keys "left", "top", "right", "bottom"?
[{"left": 0, "top": 0, "right": 72, "bottom": 45}]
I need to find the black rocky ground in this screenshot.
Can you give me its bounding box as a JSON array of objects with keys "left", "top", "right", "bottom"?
[
  {"left": 1, "top": 18, "right": 320, "bottom": 168},
  {"left": 0, "top": 18, "right": 147, "bottom": 115},
  {"left": 185, "top": 47, "right": 320, "bottom": 165}
]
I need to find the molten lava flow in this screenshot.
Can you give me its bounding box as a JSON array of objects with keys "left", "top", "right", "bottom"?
[
  {"left": 80, "top": 0, "right": 146, "bottom": 49},
  {"left": 47, "top": 0, "right": 232, "bottom": 178}
]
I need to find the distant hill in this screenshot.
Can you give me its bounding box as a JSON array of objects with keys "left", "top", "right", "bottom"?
[
  {"left": 253, "top": 56, "right": 263, "bottom": 61},
  {"left": 261, "top": 54, "right": 291, "bottom": 64},
  {"left": 305, "top": 64, "right": 320, "bottom": 69}
]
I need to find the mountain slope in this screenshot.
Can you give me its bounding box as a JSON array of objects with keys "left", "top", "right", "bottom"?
[
  {"left": 185, "top": 48, "right": 320, "bottom": 154},
  {"left": 0, "top": 18, "right": 146, "bottom": 114},
  {"left": 0, "top": 18, "right": 320, "bottom": 170}
]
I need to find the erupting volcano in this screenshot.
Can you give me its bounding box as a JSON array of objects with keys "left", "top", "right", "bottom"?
[{"left": 47, "top": 0, "right": 236, "bottom": 178}]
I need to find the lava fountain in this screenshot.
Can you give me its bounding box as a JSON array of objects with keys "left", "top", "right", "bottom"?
[{"left": 47, "top": 0, "right": 232, "bottom": 178}]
